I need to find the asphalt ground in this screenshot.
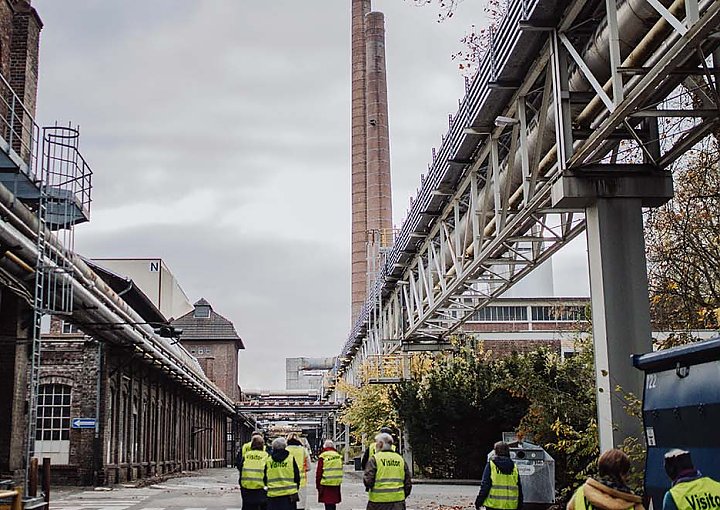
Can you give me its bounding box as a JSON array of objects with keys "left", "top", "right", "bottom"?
[{"left": 50, "top": 465, "right": 478, "bottom": 510}]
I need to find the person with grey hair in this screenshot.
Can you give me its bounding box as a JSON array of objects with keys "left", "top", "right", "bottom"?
[
  {"left": 364, "top": 433, "right": 412, "bottom": 510},
  {"left": 317, "top": 439, "right": 343, "bottom": 510},
  {"left": 475, "top": 441, "right": 523, "bottom": 510},
  {"left": 265, "top": 437, "right": 301, "bottom": 510}
]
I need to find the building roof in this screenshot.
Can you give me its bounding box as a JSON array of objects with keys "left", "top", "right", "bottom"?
[
  {"left": 172, "top": 298, "right": 245, "bottom": 348},
  {"left": 83, "top": 258, "right": 167, "bottom": 325}
]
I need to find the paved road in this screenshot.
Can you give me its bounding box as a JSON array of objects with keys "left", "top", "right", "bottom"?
[{"left": 50, "top": 466, "right": 477, "bottom": 510}]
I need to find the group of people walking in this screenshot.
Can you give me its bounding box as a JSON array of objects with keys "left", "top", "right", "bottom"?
[
  {"left": 475, "top": 442, "right": 719, "bottom": 510},
  {"left": 236, "top": 429, "right": 410, "bottom": 510},
  {"left": 238, "top": 430, "right": 718, "bottom": 510}
]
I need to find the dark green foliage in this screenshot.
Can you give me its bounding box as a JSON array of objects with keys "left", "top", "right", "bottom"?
[
  {"left": 391, "top": 348, "right": 528, "bottom": 479},
  {"left": 498, "top": 342, "right": 599, "bottom": 500}
]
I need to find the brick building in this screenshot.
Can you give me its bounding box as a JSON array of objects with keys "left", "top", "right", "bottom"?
[
  {"left": 172, "top": 299, "right": 244, "bottom": 402},
  {"left": 39, "top": 269, "right": 237, "bottom": 485},
  {"left": 460, "top": 297, "right": 591, "bottom": 357}
]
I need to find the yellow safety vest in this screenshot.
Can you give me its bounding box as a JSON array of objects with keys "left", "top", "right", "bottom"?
[
  {"left": 319, "top": 450, "right": 343, "bottom": 486},
  {"left": 669, "top": 477, "right": 720, "bottom": 510},
  {"left": 484, "top": 460, "right": 520, "bottom": 510},
  {"left": 266, "top": 456, "right": 298, "bottom": 498},
  {"left": 573, "top": 486, "right": 633, "bottom": 510},
  {"left": 286, "top": 445, "right": 308, "bottom": 487},
  {"left": 241, "top": 449, "right": 268, "bottom": 490},
  {"left": 369, "top": 451, "right": 405, "bottom": 503},
  {"left": 242, "top": 441, "right": 252, "bottom": 456}
]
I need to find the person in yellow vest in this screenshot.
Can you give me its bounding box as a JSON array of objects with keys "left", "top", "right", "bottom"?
[
  {"left": 265, "top": 437, "right": 301, "bottom": 510},
  {"left": 566, "top": 448, "right": 643, "bottom": 510},
  {"left": 316, "top": 439, "right": 343, "bottom": 510},
  {"left": 361, "top": 427, "right": 396, "bottom": 470},
  {"left": 286, "top": 434, "right": 311, "bottom": 510},
  {"left": 237, "top": 435, "right": 269, "bottom": 510},
  {"left": 475, "top": 442, "right": 524, "bottom": 510},
  {"left": 663, "top": 449, "right": 720, "bottom": 510},
  {"left": 363, "top": 432, "right": 411, "bottom": 510},
  {"left": 242, "top": 431, "right": 265, "bottom": 456}
]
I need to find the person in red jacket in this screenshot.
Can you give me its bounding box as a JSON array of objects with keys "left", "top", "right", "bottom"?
[{"left": 316, "top": 440, "right": 342, "bottom": 510}]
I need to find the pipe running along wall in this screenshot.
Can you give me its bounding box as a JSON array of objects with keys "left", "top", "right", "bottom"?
[{"left": 0, "top": 183, "right": 235, "bottom": 413}]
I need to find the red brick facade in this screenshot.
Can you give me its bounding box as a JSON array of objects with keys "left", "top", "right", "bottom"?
[{"left": 40, "top": 316, "right": 233, "bottom": 486}]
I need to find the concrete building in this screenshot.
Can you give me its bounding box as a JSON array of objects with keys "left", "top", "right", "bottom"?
[
  {"left": 286, "top": 357, "right": 335, "bottom": 391},
  {"left": 91, "top": 258, "right": 193, "bottom": 321},
  {"left": 172, "top": 299, "right": 244, "bottom": 402}
]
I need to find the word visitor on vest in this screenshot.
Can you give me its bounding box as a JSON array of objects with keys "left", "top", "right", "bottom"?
[
  {"left": 380, "top": 458, "right": 401, "bottom": 467},
  {"left": 686, "top": 493, "right": 720, "bottom": 510}
]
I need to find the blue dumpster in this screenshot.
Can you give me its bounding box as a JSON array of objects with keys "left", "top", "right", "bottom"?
[{"left": 633, "top": 336, "right": 720, "bottom": 510}]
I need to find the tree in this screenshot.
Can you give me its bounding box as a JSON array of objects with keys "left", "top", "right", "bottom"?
[
  {"left": 392, "top": 347, "right": 528, "bottom": 478},
  {"left": 646, "top": 139, "right": 720, "bottom": 331},
  {"left": 497, "top": 341, "right": 599, "bottom": 499},
  {"left": 408, "top": 0, "right": 508, "bottom": 75},
  {"left": 337, "top": 380, "right": 399, "bottom": 445}
]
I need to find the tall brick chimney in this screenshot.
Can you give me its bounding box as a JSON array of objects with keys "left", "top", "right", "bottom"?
[
  {"left": 351, "top": 0, "right": 371, "bottom": 322},
  {"left": 351, "top": 1, "right": 393, "bottom": 323},
  {"left": 364, "top": 12, "right": 392, "bottom": 235}
]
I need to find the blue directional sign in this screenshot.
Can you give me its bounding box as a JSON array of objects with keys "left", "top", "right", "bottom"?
[{"left": 71, "top": 418, "right": 96, "bottom": 429}]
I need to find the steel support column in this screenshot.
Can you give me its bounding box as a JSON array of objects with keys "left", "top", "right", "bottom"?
[
  {"left": 586, "top": 199, "right": 651, "bottom": 450},
  {"left": 552, "top": 167, "right": 673, "bottom": 450}
]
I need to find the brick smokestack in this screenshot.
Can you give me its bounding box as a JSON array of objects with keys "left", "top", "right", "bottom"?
[
  {"left": 364, "top": 11, "right": 392, "bottom": 235},
  {"left": 351, "top": 0, "right": 371, "bottom": 322}
]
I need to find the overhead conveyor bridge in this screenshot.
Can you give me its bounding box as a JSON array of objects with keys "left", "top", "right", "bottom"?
[{"left": 329, "top": 0, "right": 720, "bottom": 426}]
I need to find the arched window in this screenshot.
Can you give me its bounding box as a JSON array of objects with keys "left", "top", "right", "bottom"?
[{"left": 35, "top": 384, "right": 71, "bottom": 464}]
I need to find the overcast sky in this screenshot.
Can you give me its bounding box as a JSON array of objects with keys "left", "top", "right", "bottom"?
[{"left": 32, "top": 1, "right": 588, "bottom": 390}]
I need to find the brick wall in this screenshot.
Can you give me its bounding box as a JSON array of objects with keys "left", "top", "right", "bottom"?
[
  {"left": 39, "top": 328, "right": 233, "bottom": 485},
  {"left": 184, "top": 341, "right": 239, "bottom": 402},
  {"left": 0, "top": 290, "right": 32, "bottom": 476},
  {"left": 478, "top": 338, "right": 562, "bottom": 358},
  {"left": 39, "top": 336, "right": 100, "bottom": 485}
]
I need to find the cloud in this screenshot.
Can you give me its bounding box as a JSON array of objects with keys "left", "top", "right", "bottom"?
[{"left": 32, "top": 0, "right": 533, "bottom": 390}]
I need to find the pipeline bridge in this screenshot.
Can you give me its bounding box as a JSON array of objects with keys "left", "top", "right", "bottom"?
[{"left": 327, "top": 0, "right": 720, "bottom": 452}]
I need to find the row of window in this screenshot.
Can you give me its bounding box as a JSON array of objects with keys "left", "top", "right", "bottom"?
[
  {"left": 190, "top": 347, "right": 212, "bottom": 355},
  {"left": 467, "top": 305, "right": 588, "bottom": 323}
]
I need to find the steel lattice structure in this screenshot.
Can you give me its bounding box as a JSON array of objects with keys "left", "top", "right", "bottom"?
[{"left": 330, "top": 0, "right": 720, "bottom": 393}]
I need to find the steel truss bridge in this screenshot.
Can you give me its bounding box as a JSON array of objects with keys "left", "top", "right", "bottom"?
[{"left": 329, "top": 0, "right": 720, "bottom": 450}]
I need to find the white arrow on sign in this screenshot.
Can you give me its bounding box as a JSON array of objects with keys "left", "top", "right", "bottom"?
[{"left": 71, "top": 418, "right": 97, "bottom": 429}]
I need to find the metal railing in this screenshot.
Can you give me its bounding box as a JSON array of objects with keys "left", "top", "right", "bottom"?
[
  {"left": 0, "top": 70, "right": 40, "bottom": 178},
  {"left": 42, "top": 125, "right": 93, "bottom": 223}
]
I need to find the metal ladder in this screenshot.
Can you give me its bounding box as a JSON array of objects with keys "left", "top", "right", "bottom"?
[{"left": 24, "top": 127, "right": 78, "bottom": 493}]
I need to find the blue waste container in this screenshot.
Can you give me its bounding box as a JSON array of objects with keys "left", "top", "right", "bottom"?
[{"left": 633, "top": 336, "right": 720, "bottom": 509}]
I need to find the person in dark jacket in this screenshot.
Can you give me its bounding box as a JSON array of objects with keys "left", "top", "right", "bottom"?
[
  {"left": 265, "top": 437, "right": 301, "bottom": 510},
  {"left": 475, "top": 442, "right": 523, "bottom": 510},
  {"left": 237, "top": 435, "right": 269, "bottom": 510},
  {"left": 663, "top": 449, "right": 720, "bottom": 510},
  {"left": 316, "top": 439, "right": 342, "bottom": 510},
  {"left": 361, "top": 427, "right": 395, "bottom": 470}
]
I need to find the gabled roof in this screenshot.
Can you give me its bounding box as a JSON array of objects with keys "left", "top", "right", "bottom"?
[{"left": 172, "top": 298, "right": 245, "bottom": 348}]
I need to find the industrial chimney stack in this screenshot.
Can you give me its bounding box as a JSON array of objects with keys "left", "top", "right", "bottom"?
[{"left": 351, "top": 0, "right": 393, "bottom": 323}]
